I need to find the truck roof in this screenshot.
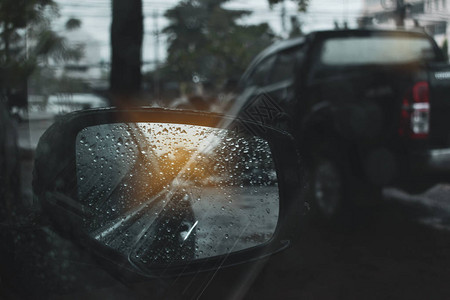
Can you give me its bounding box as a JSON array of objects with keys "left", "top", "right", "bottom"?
[
  {"left": 242, "top": 28, "right": 439, "bottom": 80},
  {"left": 260, "top": 29, "right": 432, "bottom": 58}
]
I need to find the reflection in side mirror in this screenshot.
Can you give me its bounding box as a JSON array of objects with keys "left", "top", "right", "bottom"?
[{"left": 75, "top": 123, "right": 279, "bottom": 268}]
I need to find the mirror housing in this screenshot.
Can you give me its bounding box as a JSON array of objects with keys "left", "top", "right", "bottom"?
[{"left": 32, "top": 107, "right": 303, "bottom": 279}]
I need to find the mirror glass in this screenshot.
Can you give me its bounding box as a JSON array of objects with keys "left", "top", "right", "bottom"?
[{"left": 75, "top": 122, "right": 279, "bottom": 267}]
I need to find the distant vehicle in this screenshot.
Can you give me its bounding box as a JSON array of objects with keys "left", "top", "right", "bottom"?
[
  {"left": 236, "top": 29, "right": 450, "bottom": 221},
  {"left": 11, "top": 93, "right": 109, "bottom": 122},
  {"left": 46, "top": 93, "right": 109, "bottom": 116}
]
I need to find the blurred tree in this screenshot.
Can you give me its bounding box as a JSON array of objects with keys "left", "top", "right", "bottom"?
[
  {"left": 110, "top": 0, "right": 143, "bottom": 103},
  {"left": 268, "top": 0, "right": 309, "bottom": 12},
  {"left": 0, "top": 0, "right": 82, "bottom": 218},
  {"left": 163, "top": 0, "right": 274, "bottom": 89},
  {"left": 0, "top": 0, "right": 83, "bottom": 110},
  {"left": 65, "top": 18, "right": 82, "bottom": 30},
  {"left": 289, "top": 16, "right": 303, "bottom": 37},
  {"left": 28, "top": 18, "right": 85, "bottom": 110}
]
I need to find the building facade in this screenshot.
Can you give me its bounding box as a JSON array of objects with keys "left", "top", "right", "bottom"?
[
  {"left": 361, "top": 0, "right": 449, "bottom": 55},
  {"left": 52, "top": 27, "right": 107, "bottom": 91}
]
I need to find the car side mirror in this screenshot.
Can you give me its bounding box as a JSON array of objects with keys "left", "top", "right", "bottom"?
[{"left": 32, "top": 108, "right": 303, "bottom": 280}]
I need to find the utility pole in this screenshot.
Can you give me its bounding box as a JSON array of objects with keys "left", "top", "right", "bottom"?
[
  {"left": 395, "top": 0, "right": 406, "bottom": 27},
  {"left": 343, "top": 0, "right": 348, "bottom": 27},
  {"left": 110, "top": 0, "right": 143, "bottom": 100},
  {"left": 153, "top": 10, "right": 160, "bottom": 100},
  {"left": 281, "top": 0, "right": 287, "bottom": 36}
]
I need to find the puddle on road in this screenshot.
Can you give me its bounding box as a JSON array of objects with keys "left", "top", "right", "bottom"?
[
  {"left": 420, "top": 216, "right": 450, "bottom": 231},
  {"left": 383, "top": 184, "right": 450, "bottom": 231}
]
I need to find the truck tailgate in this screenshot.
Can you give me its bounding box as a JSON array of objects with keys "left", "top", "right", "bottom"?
[{"left": 429, "top": 63, "right": 450, "bottom": 147}]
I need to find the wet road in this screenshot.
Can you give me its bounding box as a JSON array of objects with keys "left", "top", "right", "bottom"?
[
  {"left": 2, "top": 150, "right": 450, "bottom": 299},
  {"left": 384, "top": 185, "right": 450, "bottom": 231},
  {"left": 191, "top": 185, "right": 279, "bottom": 258},
  {"left": 237, "top": 184, "right": 450, "bottom": 300}
]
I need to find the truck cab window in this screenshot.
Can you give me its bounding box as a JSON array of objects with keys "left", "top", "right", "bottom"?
[
  {"left": 320, "top": 36, "right": 436, "bottom": 66},
  {"left": 246, "top": 55, "right": 277, "bottom": 88},
  {"left": 269, "top": 46, "right": 304, "bottom": 84}
]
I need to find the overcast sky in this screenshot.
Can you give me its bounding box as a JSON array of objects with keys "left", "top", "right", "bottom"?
[{"left": 55, "top": 0, "right": 364, "bottom": 65}]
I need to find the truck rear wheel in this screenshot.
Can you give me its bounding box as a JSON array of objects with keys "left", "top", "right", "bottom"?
[
  {"left": 311, "top": 158, "right": 343, "bottom": 219},
  {"left": 307, "top": 154, "right": 382, "bottom": 227},
  {"left": 307, "top": 156, "right": 346, "bottom": 224}
]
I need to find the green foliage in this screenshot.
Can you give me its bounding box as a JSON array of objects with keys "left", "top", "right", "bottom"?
[
  {"left": 65, "top": 18, "right": 82, "bottom": 31},
  {"left": 163, "top": 0, "right": 275, "bottom": 88},
  {"left": 289, "top": 16, "right": 303, "bottom": 37},
  {"left": 0, "top": 0, "right": 83, "bottom": 107},
  {"left": 0, "top": 0, "right": 57, "bottom": 31},
  {"left": 268, "top": 0, "right": 309, "bottom": 12}
]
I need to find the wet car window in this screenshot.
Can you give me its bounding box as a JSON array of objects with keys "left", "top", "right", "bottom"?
[
  {"left": 245, "top": 55, "right": 277, "bottom": 88},
  {"left": 269, "top": 47, "right": 304, "bottom": 83},
  {"left": 76, "top": 123, "right": 279, "bottom": 263},
  {"left": 3, "top": 0, "right": 450, "bottom": 298}
]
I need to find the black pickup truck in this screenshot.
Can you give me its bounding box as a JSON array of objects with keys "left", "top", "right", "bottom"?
[{"left": 235, "top": 29, "right": 450, "bottom": 221}]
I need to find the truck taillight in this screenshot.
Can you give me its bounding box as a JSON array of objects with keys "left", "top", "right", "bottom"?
[{"left": 399, "top": 81, "right": 430, "bottom": 139}]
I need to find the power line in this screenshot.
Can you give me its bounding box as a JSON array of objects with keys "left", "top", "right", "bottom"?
[
  {"left": 58, "top": 2, "right": 361, "bottom": 15},
  {"left": 56, "top": 11, "right": 360, "bottom": 18}
]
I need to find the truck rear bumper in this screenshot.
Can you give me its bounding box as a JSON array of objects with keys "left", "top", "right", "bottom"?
[{"left": 393, "top": 148, "right": 450, "bottom": 193}]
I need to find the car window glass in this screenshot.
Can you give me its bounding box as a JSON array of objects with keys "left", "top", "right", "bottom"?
[
  {"left": 246, "top": 55, "right": 277, "bottom": 87},
  {"left": 75, "top": 122, "right": 280, "bottom": 263},
  {"left": 320, "top": 36, "right": 436, "bottom": 65},
  {"left": 269, "top": 46, "right": 304, "bottom": 84}
]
